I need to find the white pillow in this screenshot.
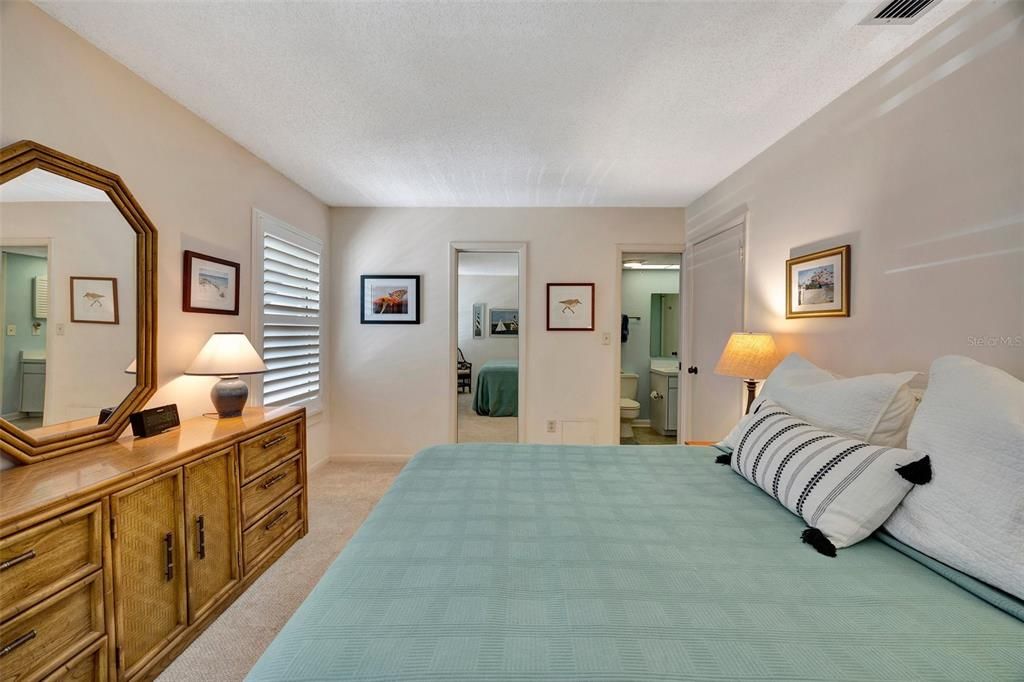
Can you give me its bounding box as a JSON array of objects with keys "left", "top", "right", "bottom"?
[
  {"left": 723, "top": 400, "right": 931, "bottom": 555},
  {"left": 720, "top": 353, "right": 918, "bottom": 449},
  {"left": 884, "top": 355, "right": 1024, "bottom": 600}
]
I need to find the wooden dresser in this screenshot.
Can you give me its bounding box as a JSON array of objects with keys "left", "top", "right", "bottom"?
[{"left": 0, "top": 407, "right": 308, "bottom": 682}]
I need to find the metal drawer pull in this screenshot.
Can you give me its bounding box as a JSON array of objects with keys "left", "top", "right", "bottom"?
[
  {"left": 264, "top": 510, "right": 289, "bottom": 531},
  {"left": 0, "top": 549, "right": 36, "bottom": 572},
  {"left": 262, "top": 435, "right": 287, "bottom": 449},
  {"left": 164, "top": 532, "right": 174, "bottom": 581},
  {"left": 260, "top": 472, "right": 288, "bottom": 489},
  {"left": 196, "top": 516, "right": 206, "bottom": 560},
  {"left": 0, "top": 630, "right": 36, "bottom": 657}
]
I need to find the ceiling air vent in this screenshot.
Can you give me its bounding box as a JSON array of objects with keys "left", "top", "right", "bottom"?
[{"left": 861, "top": 0, "right": 941, "bottom": 25}]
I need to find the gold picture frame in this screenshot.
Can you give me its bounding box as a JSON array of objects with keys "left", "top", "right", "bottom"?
[{"left": 786, "top": 245, "right": 850, "bottom": 318}]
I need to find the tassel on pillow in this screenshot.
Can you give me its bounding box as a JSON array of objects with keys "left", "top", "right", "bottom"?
[
  {"left": 896, "top": 455, "right": 932, "bottom": 484},
  {"left": 801, "top": 528, "right": 837, "bottom": 558}
]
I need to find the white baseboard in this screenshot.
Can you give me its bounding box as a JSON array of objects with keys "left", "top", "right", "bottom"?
[{"left": 631, "top": 419, "right": 651, "bottom": 427}]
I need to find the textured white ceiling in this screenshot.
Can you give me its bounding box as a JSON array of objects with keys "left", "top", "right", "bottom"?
[
  {"left": 36, "top": 1, "right": 965, "bottom": 207},
  {"left": 0, "top": 169, "right": 110, "bottom": 202}
]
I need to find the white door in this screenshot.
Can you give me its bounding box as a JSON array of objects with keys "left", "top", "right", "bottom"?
[{"left": 684, "top": 224, "right": 744, "bottom": 441}]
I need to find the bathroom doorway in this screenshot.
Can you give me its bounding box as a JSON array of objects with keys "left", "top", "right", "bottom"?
[
  {"left": 617, "top": 249, "right": 683, "bottom": 445},
  {"left": 0, "top": 243, "right": 50, "bottom": 431},
  {"left": 449, "top": 243, "right": 527, "bottom": 444}
]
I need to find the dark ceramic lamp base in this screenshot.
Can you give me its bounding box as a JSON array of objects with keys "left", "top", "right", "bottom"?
[{"left": 211, "top": 376, "right": 249, "bottom": 418}]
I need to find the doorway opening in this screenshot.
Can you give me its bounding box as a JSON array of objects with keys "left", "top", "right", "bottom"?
[
  {"left": 1, "top": 243, "right": 50, "bottom": 431},
  {"left": 451, "top": 245, "right": 526, "bottom": 443},
  {"left": 618, "top": 250, "right": 682, "bottom": 445}
]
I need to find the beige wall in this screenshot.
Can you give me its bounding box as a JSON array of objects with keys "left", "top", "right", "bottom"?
[
  {"left": 1, "top": 3, "right": 333, "bottom": 465},
  {"left": 331, "top": 207, "right": 684, "bottom": 455},
  {"left": 686, "top": 1, "right": 1024, "bottom": 380}
]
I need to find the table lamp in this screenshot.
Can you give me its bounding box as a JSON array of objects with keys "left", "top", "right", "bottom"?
[
  {"left": 185, "top": 332, "right": 267, "bottom": 418},
  {"left": 714, "top": 332, "right": 778, "bottom": 414}
]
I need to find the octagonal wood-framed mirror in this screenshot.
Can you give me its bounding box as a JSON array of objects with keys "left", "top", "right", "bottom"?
[{"left": 0, "top": 140, "right": 157, "bottom": 463}]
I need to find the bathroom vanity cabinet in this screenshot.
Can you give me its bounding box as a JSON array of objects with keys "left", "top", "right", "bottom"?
[{"left": 650, "top": 369, "right": 678, "bottom": 436}]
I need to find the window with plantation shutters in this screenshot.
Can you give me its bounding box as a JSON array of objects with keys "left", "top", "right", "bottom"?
[{"left": 252, "top": 210, "right": 323, "bottom": 412}]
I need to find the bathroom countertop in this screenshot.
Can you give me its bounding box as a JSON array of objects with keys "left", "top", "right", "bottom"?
[{"left": 650, "top": 359, "right": 679, "bottom": 376}]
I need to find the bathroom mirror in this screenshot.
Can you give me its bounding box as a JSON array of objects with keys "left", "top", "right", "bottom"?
[
  {"left": 649, "top": 293, "right": 680, "bottom": 358},
  {"left": 0, "top": 141, "right": 156, "bottom": 463}
]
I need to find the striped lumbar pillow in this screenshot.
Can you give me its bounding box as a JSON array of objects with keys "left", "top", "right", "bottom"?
[{"left": 721, "top": 400, "right": 931, "bottom": 556}]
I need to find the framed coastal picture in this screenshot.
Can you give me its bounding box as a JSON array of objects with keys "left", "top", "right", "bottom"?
[
  {"left": 489, "top": 307, "right": 519, "bottom": 336},
  {"left": 547, "top": 282, "right": 595, "bottom": 331},
  {"left": 70, "top": 276, "right": 119, "bottom": 324},
  {"left": 472, "top": 302, "right": 486, "bottom": 338},
  {"left": 361, "top": 275, "right": 421, "bottom": 324},
  {"left": 183, "top": 250, "right": 240, "bottom": 315},
  {"left": 786, "top": 245, "right": 850, "bottom": 318}
]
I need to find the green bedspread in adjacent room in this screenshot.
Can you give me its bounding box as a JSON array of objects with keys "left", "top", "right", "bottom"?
[
  {"left": 248, "top": 444, "right": 1024, "bottom": 681},
  {"left": 472, "top": 359, "right": 518, "bottom": 417}
]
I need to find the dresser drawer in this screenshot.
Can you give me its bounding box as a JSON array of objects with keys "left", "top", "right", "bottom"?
[
  {"left": 0, "top": 503, "right": 103, "bottom": 622},
  {"left": 40, "top": 637, "right": 107, "bottom": 682},
  {"left": 243, "top": 493, "right": 301, "bottom": 572},
  {"left": 0, "top": 572, "right": 104, "bottom": 682},
  {"left": 241, "top": 456, "right": 302, "bottom": 528},
  {"left": 239, "top": 420, "right": 301, "bottom": 483}
]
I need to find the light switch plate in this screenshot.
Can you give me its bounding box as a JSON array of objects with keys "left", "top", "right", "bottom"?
[
  {"left": 6, "top": 324, "right": 15, "bottom": 336},
  {"left": 601, "top": 332, "right": 611, "bottom": 345}
]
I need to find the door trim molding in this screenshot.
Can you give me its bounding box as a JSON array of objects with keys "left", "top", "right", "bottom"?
[{"left": 448, "top": 242, "right": 527, "bottom": 444}]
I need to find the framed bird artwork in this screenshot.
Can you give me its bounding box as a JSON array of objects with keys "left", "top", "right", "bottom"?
[{"left": 547, "top": 282, "right": 594, "bottom": 331}]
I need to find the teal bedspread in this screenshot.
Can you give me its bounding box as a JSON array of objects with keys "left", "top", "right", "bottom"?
[
  {"left": 473, "top": 359, "right": 518, "bottom": 417},
  {"left": 249, "top": 444, "right": 1024, "bottom": 681}
]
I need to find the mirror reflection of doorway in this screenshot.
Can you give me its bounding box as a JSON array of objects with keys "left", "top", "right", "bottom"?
[
  {"left": 0, "top": 245, "right": 49, "bottom": 431},
  {"left": 456, "top": 251, "right": 520, "bottom": 443}
]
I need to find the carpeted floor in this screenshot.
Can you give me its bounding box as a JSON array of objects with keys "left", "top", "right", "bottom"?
[
  {"left": 157, "top": 457, "right": 407, "bottom": 682},
  {"left": 457, "top": 392, "right": 517, "bottom": 443}
]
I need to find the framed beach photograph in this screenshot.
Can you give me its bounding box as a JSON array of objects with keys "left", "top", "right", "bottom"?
[
  {"left": 183, "top": 250, "right": 240, "bottom": 315},
  {"left": 547, "top": 282, "right": 595, "bottom": 331},
  {"left": 786, "top": 245, "right": 850, "bottom": 318},
  {"left": 361, "top": 275, "right": 421, "bottom": 324},
  {"left": 70, "top": 276, "right": 119, "bottom": 324},
  {"left": 472, "top": 302, "right": 486, "bottom": 338},
  {"left": 489, "top": 307, "right": 519, "bottom": 336}
]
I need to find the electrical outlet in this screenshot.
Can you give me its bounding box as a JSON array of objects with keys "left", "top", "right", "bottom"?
[
  {"left": 546, "top": 420, "right": 557, "bottom": 434},
  {"left": 5, "top": 324, "right": 15, "bottom": 336}
]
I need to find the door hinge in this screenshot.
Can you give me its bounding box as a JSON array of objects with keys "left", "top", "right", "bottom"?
[
  {"left": 110, "top": 517, "right": 117, "bottom": 540},
  {"left": 116, "top": 646, "right": 123, "bottom": 670}
]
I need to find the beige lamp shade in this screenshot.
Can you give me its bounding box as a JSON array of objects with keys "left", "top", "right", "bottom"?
[
  {"left": 714, "top": 332, "right": 778, "bottom": 380},
  {"left": 185, "top": 332, "right": 267, "bottom": 377}
]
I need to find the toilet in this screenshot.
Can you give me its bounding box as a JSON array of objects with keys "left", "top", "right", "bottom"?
[{"left": 620, "top": 373, "right": 641, "bottom": 442}]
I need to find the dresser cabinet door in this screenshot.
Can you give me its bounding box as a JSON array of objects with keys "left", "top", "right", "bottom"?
[
  {"left": 184, "top": 448, "right": 240, "bottom": 623},
  {"left": 111, "top": 471, "right": 186, "bottom": 679}
]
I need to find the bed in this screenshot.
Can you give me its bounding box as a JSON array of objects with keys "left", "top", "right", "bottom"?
[
  {"left": 472, "top": 359, "right": 518, "bottom": 417},
  {"left": 248, "top": 444, "right": 1024, "bottom": 681}
]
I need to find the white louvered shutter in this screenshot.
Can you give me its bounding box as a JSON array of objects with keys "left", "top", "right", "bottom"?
[
  {"left": 257, "top": 217, "right": 322, "bottom": 410},
  {"left": 34, "top": 276, "right": 49, "bottom": 319}
]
